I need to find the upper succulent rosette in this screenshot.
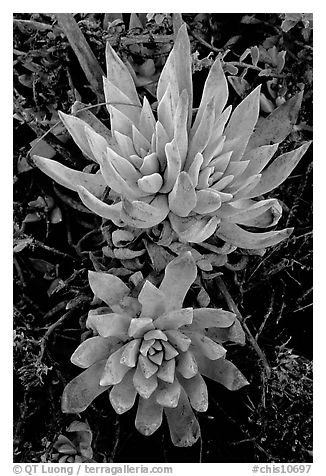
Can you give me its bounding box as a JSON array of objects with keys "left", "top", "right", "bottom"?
[
  {"left": 33, "top": 25, "right": 311, "bottom": 248},
  {"left": 62, "top": 252, "right": 248, "bottom": 447}
]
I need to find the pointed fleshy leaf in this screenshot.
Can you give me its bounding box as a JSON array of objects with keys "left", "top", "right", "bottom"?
[
  {"left": 138, "top": 173, "right": 163, "bottom": 194},
  {"left": 77, "top": 186, "right": 124, "bottom": 226},
  {"left": 162, "top": 341, "right": 179, "bottom": 360},
  {"left": 202, "top": 135, "right": 226, "bottom": 167},
  {"left": 197, "top": 166, "right": 214, "bottom": 189},
  {"left": 191, "top": 58, "right": 228, "bottom": 138},
  {"left": 86, "top": 313, "right": 132, "bottom": 338},
  {"left": 243, "top": 142, "right": 312, "bottom": 199},
  {"left": 164, "top": 330, "right": 191, "bottom": 352},
  {"left": 62, "top": 360, "right": 109, "bottom": 413},
  {"left": 232, "top": 174, "right": 262, "bottom": 200},
  {"left": 100, "top": 344, "right": 131, "bottom": 386},
  {"left": 149, "top": 351, "right": 164, "bottom": 366},
  {"left": 189, "top": 308, "right": 236, "bottom": 329},
  {"left": 156, "top": 358, "right": 176, "bottom": 383},
  {"left": 32, "top": 156, "right": 107, "bottom": 198},
  {"left": 229, "top": 144, "right": 279, "bottom": 190},
  {"left": 178, "top": 373, "right": 208, "bottom": 412},
  {"left": 192, "top": 189, "right": 222, "bottom": 214},
  {"left": 138, "top": 354, "right": 158, "bottom": 378},
  {"left": 174, "top": 89, "right": 189, "bottom": 166},
  {"left": 128, "top": 317, "right": 154, "bottom": 338},
  {"left": 121, "top": 195, "right": 169, "bottom": 228},
  {"left": 139, "top": 96, "right": 156, "bottom": 142},
  {"left": 176, "top": 350, "right": 198, "bottom": 379},
  {"left": 155, "top": 121, "right": 170, "bottom": 169},
  {"left": 114, "top": 131, "right": 137, "bottom": 158},
  {"left": 139, "top": 152, "right": 160, "bottom": 175},
  {"left": 103, "top": 77, "right": 140, "bottom": 125},
  {"left": 135, "top": 394, "right": 163, "bottom": 435},
  {"left": 160, "top": 139, "right": 182, "bottom": 193},
  {"left": 138, "top": 280, "right": 167, "bottom": 318},
  {"left": 58, "top": 112, "right": 103, "bottom": 162},
  {"left": 186, "top": 97, "right": 216, "bottom": 169},
  {"left": 120, "top": 339, "right": 141, "bottom": 367},
  {"left": 109, "top": 106, "right": 134, "bottom": 136},
  {"left": 194, "top": 353, "right": 249, "bottom": 390},
  {"left": 215, "top": 222, "right": 293, "bottom": 249},
  {"left": 88, "top": 270, "right": 130, "bottom": 308},
  {"left": 246, "top": 91, "right": 303, "bottom": 150},
  {"left": 186, "top": 334, "right": 226, "bottom": 360},
  {"left": 71, "top": 336, "right": 122, "bottom": 369},
  {"left": 159, "top": 252, "right": 197, "bottom": 311},
  {"left": 157, "top": 83, "right": 174, "bottom": 140},
  {"left": 169, "top": 213, "right": 220, "bottom": 243},
  {"left": 188, "top": 152, "right": 204, "bottom": 188},
  {"left": 223, "top": 160, "right": 249, "bottom": 179},
  {"left": 208, "top": 150, "right": 232, "bottom": 174},
  {"left": 231, "top": 199, "right": 282, "bottom": 228},
  {"left": 132, "top": 124, "right": 151, "bottom": 156},
  {"left": 133, "top": 362, "right": 158, "bottom": 398},
  {"left": 140, "top": 339, "right": 155, "bottom": 356},
  {"left": 157, "top": 24, "right": 193, "bottom": 130},
  {"left": 206, "top": 318, "right": 246, "bottom": 346},
  {"left": 144, "top": 329, "right": 168, "bottom": 341},
  {"left": 164, "top": 387, "right": 201, "bottom": 447},
  {"left": 105, "top": 42, "right": 141, "bottom": 107},
  {"left": 109, "top": 369, "right": 137, "bottom": 414},
  {"left": 156, "top": 378, "right": 181, "bottom": 408},
  {"left": 168, "top": 172, "right": 197, "bottom": 217},
  {"left": 223, "top": 86, "right": 261, "bottom": 162},
  {"left": 154, "top": 308, "right": 193, "bottom": 330}
]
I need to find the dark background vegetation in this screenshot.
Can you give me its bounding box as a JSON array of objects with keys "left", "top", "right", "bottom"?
[{"left": 13, "top": 13, "right": 312, "bottom": 463}]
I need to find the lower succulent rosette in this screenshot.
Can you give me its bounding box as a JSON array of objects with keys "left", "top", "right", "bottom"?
[{"left": 62, "top": 252, "right": 248, "bottom": 447}]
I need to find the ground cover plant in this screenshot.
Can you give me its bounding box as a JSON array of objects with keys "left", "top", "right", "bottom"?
[{"left": 13, "top": 13, "right": 312, "bottom": 463}]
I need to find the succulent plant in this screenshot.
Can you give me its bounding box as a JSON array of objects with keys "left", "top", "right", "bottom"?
[
  {"left": 33, "top": 24, "right": 311, "bottom": 248},
  {"left": 61, "top": 252, "right": 248, "bottom": 447},
  {"left": 52, "top": 421, "right": 94, "bottom": 463}
]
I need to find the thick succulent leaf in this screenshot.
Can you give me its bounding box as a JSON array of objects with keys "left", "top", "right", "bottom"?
[
  {"left": 178, "top": 373, "right": 208, "bottom": 412},
  {"left": 243, "top": 142, "right": 312, "bottom": 199},
  {"left": 156, "top": 358, "right": 176, "bottom": 383},
  {"left": 194, "top": 354, "right": 249, "bottom": 391},
  {"left": 133, "top": 362, "right": 158, "bottom": 398},
  {"left": 162, "top": 341, "right": 179, "bottom": 360},
  {"left": 164, "top": 330, "right": 191, "bottom": 352},
  {"left": 157, "top": 24, "right": 193, "bottom": 130},
  {"left": 88, "top": 270, "right": 130, "bottom": 307},
  {"left": 225, "top": 198, "right": 281, "bottom": 223},
  {"left": 155, "top": 121, "right": 170, "bottom": 169},
  {"left": 86, "top": 312, "right": 132, "bottom": 338},
  {"left": 114, "top": 131, "right": 136, "bottom": 158},
  {"left": 32, "top": 156, "right": 107, "bottom": 198},
  {"left": 159, "top": 252, "right": 197, "bottom": 311},
  {"left": 58, "top": 112, "right": 102, "bottom": 162},
  {"left": 109, "top": 106, "right": 134, "bottom": 137},
  {"left": 189, "top": 308, "right": 236, "bottom": 329},
  {"left": 202, "top": 135, "right": 226, "bottom": 168},
  {"left": 233, "top": 199, "right": 282, "bottom": 228},
  {"left": 62, "top": 360, "right": 109, "bottom": 413},
  {"left": 71, "top": 336, "right": 122, "bottom": 369},
  {"left": 229, "top": 144, "right": 279, "bottom": 190},
  {"left": 140, "top": 152, "right": 160, "bottom": 175},
  {"left": 103, "top": 77, "right": 140, "bottom": 125},
  {"left": 168, "top": 172, "right": 197, "bottom": 217},
  {"left": 191, "top": 58, "right": 228, "bottom": 138},
  {"left": 154, "top": 308, "right": 193, "bottom": 330},
  {"left": 161, "top": 139, "right": 182, "bottom": 193},
  {"left": 76, "top": 186, "right": 124, "bottom": 226},
  {"left": 156, "top": 378, "right": 182, "bottom": 408},
  {"left": 186, "top": 97, "right": 216, "bottom": 169},
  {"left": 223, "top": 86, "right": 261, "bottom": 162},
  {"left": 120, "top": 195, "right": 169, "bottom": 228},
  {"left": 85, "top": 125, "right": 114, "bottom": 165},
  {"left": 174, "top": 89, "right": 189, "bottom": 166},
  {"left": 66, "top": 420, "right": 93, "bottom": 458},
  {"left": 138, "top": 280, "right": 167, "bottom": 318},
  {"left": 109, "top": 369, "right": 137, "bottom": 414},
  {"left": 128, "top": 318, "right": 154, "bottom": 338},
  {"left": 216, "top": 222, "right": 293, "bottom": 249},
  {"left": 105, "top": 42, "right": 141, "bottom": 107},
  {"left": 246, "top": 91, "right": 303, "bottom": 150},
  {"left": 138, "top": 173, "right": 163, "bottom": 194},
  {"left": 188, "top": 152, "right": 204, "bottom": 187},
  {"left": 192, "top": 189, "right": 222, "bottom": 214},
  {"left": 164, "top": 387, "right": 201, "bottom": 447},
  {"left": 176, "top": 350, "right": 198, "bottom": 379},
  {"left": 135, "top": 394, "right": 163, "bottom": 435},
  {"left": 169, "top": 213, "right": 220, "bottom": 243},
  {"left": 53, "top": 435, "right": 76, "bottom": 452},
  {"left": 138, "top": 354, "right": 158, "bottom": 378},
  {"left": 208, "top": 150, "right": 232, "bottom": 174},
  {"left": 132, "top": 124, "right": 151, "bottom": 155},
  {"left": 139, "top": 96, "right": 156, "bottom": 142},
  {"left": 186, "top": 334, "right": 226, "bottom": 360},
  {"left": 157, "top": 84, "right": 175, "bottom": 140},
  {"left": 232, "top": 174, "right": 262, "bottom": 200},
  {"left": 206, "top": 318, "right": 246, "bottom": 346},
  {"left": 100, "top": 344, "right": 131, "bottom": 386},
  {"left": 120, "top": 339, "right": 141, "bottom": 367}
]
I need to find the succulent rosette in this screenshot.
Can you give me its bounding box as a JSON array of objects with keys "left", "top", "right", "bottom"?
[
  {"left": 62, "top": 252, "right": 248, "bottom": 446},
  {"left": 52, "top": 421, "right": 93, "bottom": 463},
  {"left": 33, "top": 25, "right": 311, "bottom": 248}
]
